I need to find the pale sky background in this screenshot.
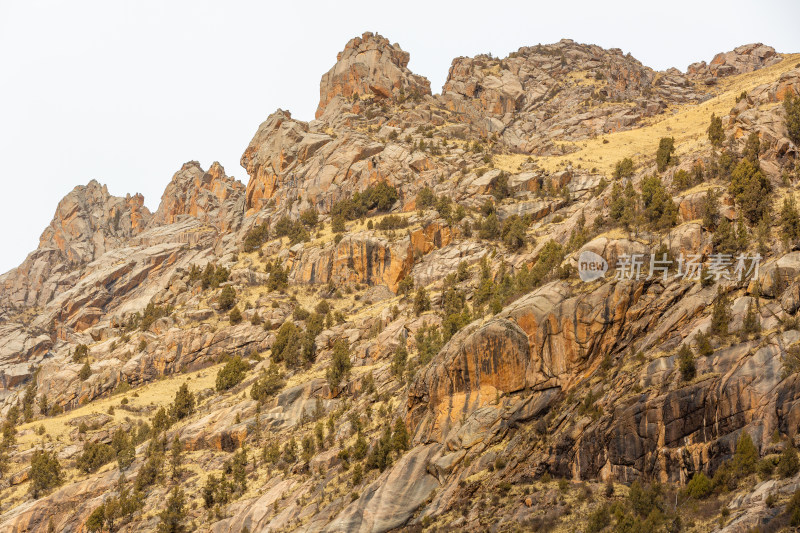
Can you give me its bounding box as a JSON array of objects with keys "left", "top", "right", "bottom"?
[{"left": 1, "top": 0, "right": 798, "bottom": 274}]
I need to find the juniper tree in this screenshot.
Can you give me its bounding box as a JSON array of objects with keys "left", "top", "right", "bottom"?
[
  {"left": 785, "top": 93, "right": 800, "bottom": 145},
  {"left": 678, "top": 345, "right": 696, "bottom": 381},
  {"left": 707, "top": 113, "right": 724, "bottom": 147},
  {"left": 656, "top": 137, "right": 677, "bottom": 172},
  {"left": 710, "top": 288, "right": 731, "bottom": 337}
]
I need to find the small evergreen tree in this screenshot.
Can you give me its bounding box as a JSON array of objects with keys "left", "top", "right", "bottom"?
[
  {"left": 218, "top": 286, "right": 237, "bottom": 311},
  {"left": 742, "top": 132, "right": 761, "bottom": 163},
  {"left": 250, "top": 363, "right": 285, "bottom": 402},
  {"left": 112, "top": 429, "right": 136, "bottom": 470},
  {"left": 413, "top": 287, "right": 431, "bottom": 316},
  {"left": 777, "top": 444, "right": 800, "bottom": 478},
  {"left": 215, "top": 356, "right": 249, "bottom": 391},
  {"left": 785, "top": 93, "right": 800, "bottom": 146},
  {"left": 30, "top": 448, "right": 63, "bottom": 498},
  {"left": 391, "top": 341, "right": 408, "bottom": 379},
  {"left": 710, "top": 288, "right": 731, "bottom": 337},
  {"left": 703, "top": 189, "right": 719, "bottom": 229},
  {"left": 656, "top": 137, "right": 676, "bottom": 172},
  {"left": 156, "top": 486, "right": 186, "bottom": 533},
  {"left": 781, "top": 196, "right": 800, "bottom": 246},
  {"left": 678, "top": 345, "right": 696, "bottom": 381},
  {"left": 170, "top": 383, "right": 195, "bottom": 420},
  {"left": 326, "top": 339, "right": 352, "bottom": 392},
  {"left": 733, "top": 432, "right": 759, "bottom": 478},
  {"left": 613, "top": 157, "right": 635, "bottom": 179},
  {"left": 391, "top": 418, "right": 410, "bottom": 452},
  {"left": 79, "top": 361, "right": 92, "bottom": 381},
  {"left": 229, "top": 306, "right": 243, "bottom": 324},
  {"left": 707, "top": 114, "right": 724, "bottom": 147},
  {"left": 730, "top": 159, "right": 771, "bottom": 224},
  {"left": 170, "top": 435, "right": 183, "bottom": 480}
]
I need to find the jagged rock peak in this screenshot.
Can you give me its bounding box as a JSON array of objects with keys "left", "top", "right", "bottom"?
[
  {"left": 39, "top": 179, "right": 150, "bottom": 265},
  {"left": 240, "top": 109, "right": 319, "bottom": 213},
  {"left": 150, "top": 160, "right": 245, "bottom": 229},
  {"left": 315, "top": 32, "right": 432, "bottom": 118}
]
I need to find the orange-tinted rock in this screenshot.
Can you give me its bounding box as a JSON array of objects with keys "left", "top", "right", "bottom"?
[
  {"left": 316, "top": 32, "right": 431, "bottom": 119},
  {"left": 149, "top": 161, "right": 245, "bottom": 232}
]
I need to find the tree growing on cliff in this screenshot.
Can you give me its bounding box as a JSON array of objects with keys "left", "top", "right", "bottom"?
[
  {"left": 729, "top": 159, "right": 771, "bottom": 224},
  {"left": 326, "top": 339, "right": 352, "bottom": 392},
  {"left": 613, "top": 157, "right": 635, "bottom": 179},
  {"left": 250, "top": 363, "right": 285, "bottom": 402},
  {"left": 707, "top": 113, "right": 724, "bottom": 147},
  {"left": 656, "top": 137, "right": 677, "bottom": 172},
  {"left": 79, "top": 361, "right": 92, "bottom": 381},
  {"left": 678, "top": 344, "right": 696, "bottom": 381},
  {"left": 156, "top": 486, "right": 186, "bottom": 533},
  {"left": 73, "top": 343, "right": 89, "bottom": 363},
  {"left": 710, "top": 288, "right": 731, "bottom": 337},
  {"left": 413, "top": 287, "right": 431, "bottom": 316},
  {"left": 229, "top": 306, "right": 242, "bottom": 324},
  {"left": 170, "top": 383, "right": 195, "bottom": 420},
  {"left": 785, "top": 93, "right": 800, "bottom": 146},
  {"left": 218, "top": 286, "right": 236, "bottom": 311},
  {"left": 30, "top": 448, "right": 63, "bottom": 498},
  {"left": 215, "top": 356, "right": 249, "bottom": 391},
  {"left": 641, "top": 175, "right": 678, "bottom": 229}
]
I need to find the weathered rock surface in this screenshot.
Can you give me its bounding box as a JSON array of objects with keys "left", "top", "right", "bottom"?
[{"left": 316, "top": 32, "right": 431, "bottom": 119}]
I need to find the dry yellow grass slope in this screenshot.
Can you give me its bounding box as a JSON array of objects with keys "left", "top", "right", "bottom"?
[
  {"left": 16, "top": 364, "right": 222, "bottom": 448},
  {"left": 495, "top": 54, "right": 800, "bottom": 176}
]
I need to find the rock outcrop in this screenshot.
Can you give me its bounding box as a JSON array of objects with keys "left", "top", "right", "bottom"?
[
  {"left": 149, "top": 161, "right": 245, "bottom": 232},
  {"left": 2, "top": 34, "right": 800, "bottom": 533},
  {"left": 688, "top": 43, "right": 781, "bottom": 80},
  {"left": 316, "top": 32, "right": 431, "bottom": 119}
]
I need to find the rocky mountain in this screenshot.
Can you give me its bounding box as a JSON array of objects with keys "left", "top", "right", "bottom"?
[{"left": 1, "top": 32, "right": 800, "bottom": 533}]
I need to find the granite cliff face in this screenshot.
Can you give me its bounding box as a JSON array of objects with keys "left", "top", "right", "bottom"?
[{"left": 1, "top": 35, "right": 800, "bottom": 533}]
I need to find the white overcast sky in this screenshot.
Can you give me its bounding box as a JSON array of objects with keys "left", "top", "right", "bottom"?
[{"left": 0, "top": 0, "right": 798, "bottom": 274}]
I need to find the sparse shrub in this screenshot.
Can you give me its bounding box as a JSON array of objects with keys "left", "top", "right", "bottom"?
[
  {"left": 243, "top": 222, "right": 269, "bottom": 252},
  {"left": 229, "top": 306, "right": 242, "bottom": 324},
  {"left": 250, "top": 363, "right": 284, "bottom": 402},
  {"left": 170, "top": 383, "right": 195, "bottom": 420},
  {"left": 326, "top": 339, "right": 352, "bottom": 392},
  {"left": 785, "top": 93, "right": 800, "bottom": 146},
  {"left": 777, "top": 444, "right": 800, "bottom": 478},
  {"left": 656, "top": 137, "right": 677, "bottom": 172},
  {"left": 77, "top": 441, "right": 115, "bottom": 474},
  {"left": 685, "top": 471, "right": 713, "bottom": 499},
  {"left": 29, "top": 448, "right": 63, "bottom": 498},
  {"left": 79, "top": 361, "right": 92, "bottom": 381},
  {"left": 613, "top": 157, "right": 634, "bottom": 179},
  {"left": 413, "top": 287, "right": 431, "bottom": 316},
  {"left": 678, "top": 344, "right": 696, "bottom": 381},
  {"left": 707, "top": 114, "right": 724, "bottom": 147},
  {"left": 218, "top": 286, "right": 237, "bottom": 311},
  {"left": 729, "top": 159, "right": 771, "bottom": 224},
  {"left": 215, "top": 356, "right": 249, "bottom": 392}
]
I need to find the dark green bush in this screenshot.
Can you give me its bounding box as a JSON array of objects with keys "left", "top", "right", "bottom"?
[
  {"left": 215, "top": 356, "right": 249, "bottom": 392},
  {"left": 656, "top": 137, "right": 676, "bottom": 172}
]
